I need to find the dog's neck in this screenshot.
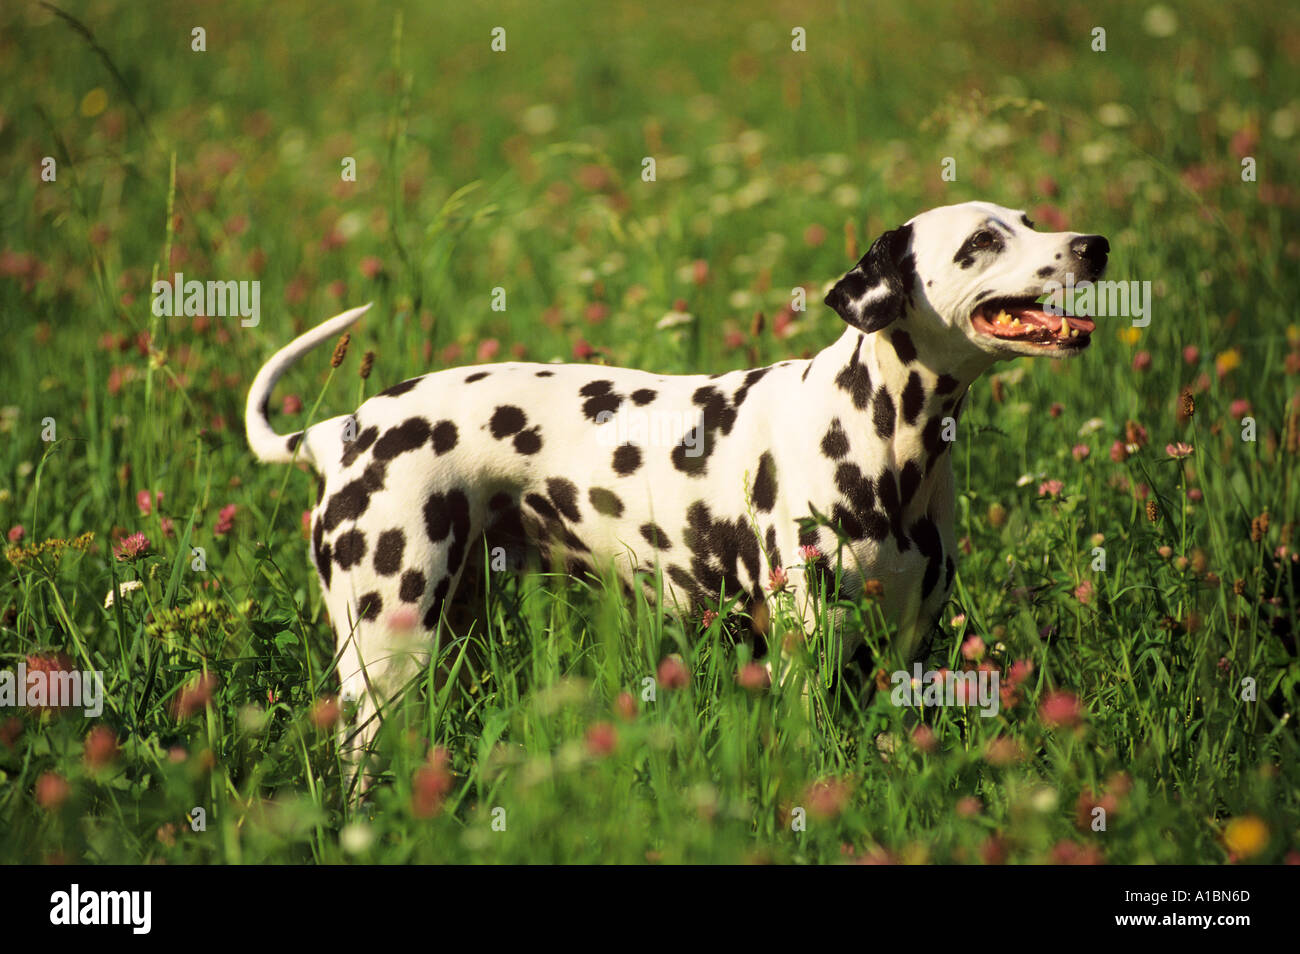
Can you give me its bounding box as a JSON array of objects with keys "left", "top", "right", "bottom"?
[{"left": 812, "top": 322, "right": 990, "bottom": 520}]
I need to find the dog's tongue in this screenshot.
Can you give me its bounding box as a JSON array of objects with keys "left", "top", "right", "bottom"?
[{"left": 997, "top": 304, "right": 1096, "bottom": 336}]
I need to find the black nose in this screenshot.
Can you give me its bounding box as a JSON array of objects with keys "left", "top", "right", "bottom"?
[{"left": 1071, "top": 234, "right": 1109, "bottom": 273}]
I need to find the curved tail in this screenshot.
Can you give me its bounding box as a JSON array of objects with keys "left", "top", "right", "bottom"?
[{"left": 245, "top": 303, "right": 371, "bottom": 465}]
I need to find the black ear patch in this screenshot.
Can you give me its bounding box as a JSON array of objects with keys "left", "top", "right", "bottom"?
[{"left": 824, "top": 223, "right": 914, "bottom": 333}]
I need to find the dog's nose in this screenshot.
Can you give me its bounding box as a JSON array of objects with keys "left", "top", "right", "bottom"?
[{"left": 1071, "top": 235, "right": 1109, "bottom": 273}]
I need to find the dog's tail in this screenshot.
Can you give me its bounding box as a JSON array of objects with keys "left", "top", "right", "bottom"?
[{"left": 245, "top": 303, "right": 371, "bottom": 466}]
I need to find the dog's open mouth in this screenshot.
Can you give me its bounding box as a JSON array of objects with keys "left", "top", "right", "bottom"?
[{"left": 971, "top": 297, "right": 1096, "bottom": 351}]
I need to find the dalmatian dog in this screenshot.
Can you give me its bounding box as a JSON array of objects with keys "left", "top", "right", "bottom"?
[{"left": 246, "top": 200, "right": 1107, "bottom": 787}]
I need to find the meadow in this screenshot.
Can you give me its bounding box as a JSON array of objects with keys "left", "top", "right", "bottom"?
[{"left": 0, "top": 0, "right": 1297, "bottom": 863}]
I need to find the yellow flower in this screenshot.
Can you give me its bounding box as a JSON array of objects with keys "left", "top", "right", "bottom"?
[
  {"left": 1215, "top": 348, "right": 1242, "bottom": 377},
  {"left": 1119, "top": 327, "right": 1142, "bottom": 346},
  {"left": 80, "top": 87, "right": 108, "bottom": 118},
  {"left": 1222, "top": 815, "right": 1269, "bottom": 858}
]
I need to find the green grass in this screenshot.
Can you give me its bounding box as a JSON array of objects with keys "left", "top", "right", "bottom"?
[{"left": 1, "top": 0, "right": 1297, "bottom": 863}]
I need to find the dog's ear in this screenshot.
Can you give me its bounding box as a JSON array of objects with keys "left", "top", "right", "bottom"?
[{"left": 824, "top": 223, "right": 914, "bottom": 333}]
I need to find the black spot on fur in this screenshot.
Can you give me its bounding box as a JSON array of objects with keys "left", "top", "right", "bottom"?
[
  {"left": 445, "top": 490, "right": 472, "bottom": 575},
  {"left": 580, "top": 380, "right": 622, "bottom": 422},
  {"left": 640, "top": 523, "right": 672, "bottom": 550},
  {"left": 833, "top": 334, "right": 872, "bottom": 409},
  {"left": 312, "top": 520, "right": 331, "bottom": 587},
  {"left": 935, "top": 374, "right": 959, "bottom": 395},
  {"left": 547, "top": 477, "right": 582, "bottom": 522},
  {"left": 764, "top": 525, "right": 781, "bottom": 571},
  {"left": 835, "top": 462, "right": 876, "bottom": 516},
  {"left": 536, "top": 370, "right": 554, "bottom": 377},
  {"left": 525, "top": 493, "right": 558, "bottom": 521},
  {"left": 899, "top": 460, "right": 922, "bottom": 506},
  {"left": 374, "top": 417, "right": 431, "bottom": 461},
  {"left": 400, "top": 569, "right": 426, "bottom": 603},
  {"left": 589, "top": 487, "right": 624, "bottom": 517},
  {"left": 1037, "top": 266, "right": 1054, "bottom": 278},
  {"left": 322, "top": 479, "right": 373, "bottom": 532},
  {"left": 911, "top": 517, "right": 943, "bottom": 599},
  {"left": 432, "top": 420, "right": 458, "bottom": 454},
  {"left": 631, "top": 388, "right": 657, "bottom": 406},
  {"left": 901, "top": 372, "right": 925, "bottom": 425},
  {"left": 423, "top": 577, "right": 451, "bottom": 630},
  {"left": 612, "top": 443, "right": 642, "bottom": 476},
  {"left": 876, "top": 471, "right": 909, "bottom": 551},
  {"left": 873, "top": 386, "right": 896, "bottom": 439},
  {"left": 821, "top": 419, "right": 849, "bottom": 459},
  {"left": 287, "top": 433, "right": 302, "bottom": 453},
  {"left": 465, "top": 371, "right": 490, "bottom": 383},
  {"left": 333, "top": 529, "right": 367, "bottom": 569},
  {"left": 377, "top": 377, "right": 423, "bottom": 399},
  {"left": 489, "top": 492, "right": 513, "bottom": 511},
  {"left": 373, "top": 529, "right": 406, "bottom": 576},
  {"left": 752, "top": 452, "right": 778, "bottom": 512},
  {"left": 514, "top": 427, "right": 543, "bottom": 455},
  {"left": 358, "top": 592, "right": 382, "bottom": 621},
  {"left": 490, "top": 405, "right": 527, "bottom": 438},
  {"left": 890, "top": 329, "right": 917, "bottom": 364},
  {"left": 732, "top": 367, "right": 771, "bottom": 407},
  {"left": 341, "top": 425, "right": 379, "bottom": 467}
]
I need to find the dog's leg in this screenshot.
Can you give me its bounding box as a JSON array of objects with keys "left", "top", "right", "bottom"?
[{"left": 332, "top": 518, "right": 478, "bottom": 798}]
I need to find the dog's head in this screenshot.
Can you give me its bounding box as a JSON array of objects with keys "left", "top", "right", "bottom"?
[{"left": 825, "top": 201, "right": 1108, "bottom": 361}]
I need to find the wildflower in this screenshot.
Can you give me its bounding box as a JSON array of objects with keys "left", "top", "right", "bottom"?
[
  {"left": 657, "top": 656, "right": 690, "bottom": 690},
  {"left": 585, "top": 722, "right": 617, "bottom": 757},
  {"left": 1109, "top": 439, "right": 1129, "bottom": 463},
  {"left": 1215, "top": 348, "right": 1241, "bottom": 378},
  {"left": 955, "top": 796, "right": 981, "bottom": 818},
  {"left": 1038, "top": 479, "right": 1064, "bottom": 498},
  {"left": 7, "top": 525, "right": 23, "bottom": 543},
  {"left": 281, "top": 394, "right": 302, "bottom": 415},
  {"left": 701, "top": 609, "right": 719, "bottom": 628},
  {"left": 1230, "top": 398, "right": 1251, "bottom": 418},
  {"left": 411, "top": 747, "right": 453, "bottom": 819},
  {"left": 1125, "top": 420, "right": 1149, "bottom": 448},
  {"left": 1132, "top": 351, "right": 1152, "bottom": 372},
  {"left": 84, "top": 726, "right": 118, "bottom": 771},
  {"left": 986, "top": 502, "right": 1007, "bottom": 528},
  {"left": 767, "top": 566, "right": 788, "bottom": 592},
  {"left": 359, "top": 256, "right": 384, "bottom": 279},
  {"left": 961, "top": 635, "right": 985, "bottom": 661},
  {"left": 214, "top": 504, "right": 237, "bottom": 536},
  {"left": 310, "top": 696, "right": 340, "bottom": 730},
  {"left": 174, "top": 673, "right": 219, "bottom": 719},
  {"left": 1039, "top": 690, "right": 1085, "bottom": 729},
  {"left": 112, "top": 532, "right": 150, "bottom": 561},
  {"left": 1074, "top": 580, "right": 1094, "bottom": 604},
  {"left": 614, "top": 692, "right": 638, "bottom": 720},
  {"left": 476, "top": 338, "right": 500, "bottom": 362},
  {"left": 798, "top": 543, "right": 820, "bottom": 563},
  {"left": 1182, "top": 345, "right": 1199, "bottom": 364},
  {"left": 1071, "top": 444, "right": 1090, "bottom": 461},
  {"left": 983, "top": 736, "right": 1024, "bottom": 766},
  {"left": 911, "top": 725, "right": 936, "bottom": 753},
  {"left": 1166, "top": 442, "right": 1193, "bottom": 458},
  {"left": 36, "top": 772, "right": 70, "bottom": 811},
  {"left": 804, "top": 777, "right": 851, "bottom": 819},
  {"left": 736, "top": 662, "right": 770, "bottom": 691},
  {"left": 1223, "top": 815, "right": 1269, "bottom": 860}
]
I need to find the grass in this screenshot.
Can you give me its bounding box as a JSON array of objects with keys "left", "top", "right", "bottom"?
[{"left": 0, "top": 0, "right": 1297, "bottom": 864}]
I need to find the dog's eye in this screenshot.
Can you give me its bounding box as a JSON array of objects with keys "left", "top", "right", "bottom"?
[{"left": 971, "top": 231, "right": 994, "bottom": 249}]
